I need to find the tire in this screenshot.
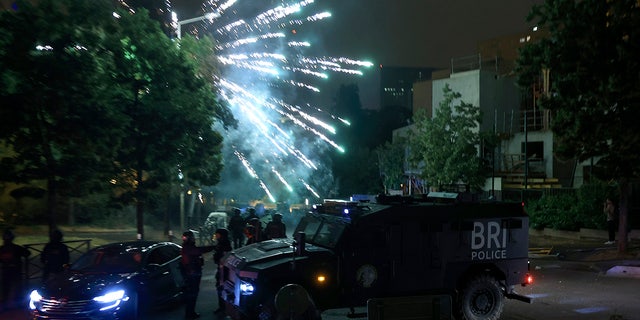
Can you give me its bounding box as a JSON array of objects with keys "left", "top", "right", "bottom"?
[
  {"left": 458, "top": 275, "right": 504, "bottom": 320},
  {"left": 261, "top": 284, "right": 320, "bottom": 320}
]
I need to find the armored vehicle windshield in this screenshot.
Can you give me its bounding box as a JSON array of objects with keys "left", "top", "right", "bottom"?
[{"left": 293, "top": 214, "right": 347, "bottom": 249}]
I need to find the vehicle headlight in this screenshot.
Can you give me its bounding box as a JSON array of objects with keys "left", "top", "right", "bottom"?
[
  {"left": 239, "top": 280, "right": 254, "bottom": 295},
  {"left": 93, "top": 289, "right": 127, "bottom": 311},
  {"left": 29, "top": 289, "right": 43, "bottom": 310}
]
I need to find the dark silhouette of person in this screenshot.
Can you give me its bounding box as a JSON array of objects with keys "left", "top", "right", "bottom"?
[
  {"left": 244, "top": 225, "right": 257, "bottom": 246},
  {"left": 213, "top": 228, "right": 232, "bottom": 314},
  {"left": 180, "top": 230, "right": 214, "bottom": 319},
  {"left": 228, "top": 208, "right": 245, "bottom": 249},
  {"left": 264, "top": 213, "right": 287, "bottom": 239},
  {"left": 244, "top": 207, "right": 258, "bottom": 223},
  {"left": 604, "top": 198, "right": 617, "bottom": 245},
  {"left": 247, "top": 217, "right": 263, "bottom": 242},
  {"left": 0, "top": 229, "right": 31, "bottom": 310},
  {"left": 41, "top": 229, "right": 70, "bottom": 282}
]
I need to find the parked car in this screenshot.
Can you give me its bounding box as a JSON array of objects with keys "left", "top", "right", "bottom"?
[{"left": 29, "top": 241, "right": 185, "bottom": 320}]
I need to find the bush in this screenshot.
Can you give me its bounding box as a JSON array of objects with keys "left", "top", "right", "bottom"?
[
  {"left": 527, "top": 192, "right": 580, "bottom": 231},
  {"left": 525, "top": 181, "right": 614, "bottom": 231}
]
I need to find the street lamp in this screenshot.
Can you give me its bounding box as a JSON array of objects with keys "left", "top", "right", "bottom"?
[{"left": 172, "top": 12, "right": 220, "bottom": 39}]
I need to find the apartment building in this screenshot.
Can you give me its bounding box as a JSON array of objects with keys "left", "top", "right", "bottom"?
[{"left": 399, "top": 29, "right": 596, "bottom": 198}]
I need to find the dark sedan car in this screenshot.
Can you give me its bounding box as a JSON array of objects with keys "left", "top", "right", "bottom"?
[{"left": 29, "top": 241, "right": 185, "bottom": 320}]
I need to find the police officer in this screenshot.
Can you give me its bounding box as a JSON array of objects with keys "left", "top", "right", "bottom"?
[
  {"left": 244, "top": 225, "right": 257, "bottom": 246},
  {"left": 265, "top": 213, "right": 287, "bottom": 239},
  {"left": 0, "top": 229, "right": 31, "bottom": 310},
  {"left": 228, "top": 208, "right": 245, "bottom": 249},
  {"left": 213, "top": 228, "right": 232, "bottom": 314},
  {"left": 41, "top": 229, "right": 70, "bottom": 282},
  {"left": 245, "top": 207, "right": 258, "bottom": 222},
  {"left": 180, "top": 230, "right": 214, "bottom": 319},
  {"left": 247, "top": 217, "right": 263, "bottom": 242}
]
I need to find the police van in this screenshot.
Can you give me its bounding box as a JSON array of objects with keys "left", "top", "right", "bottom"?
[{"left": 219, "top": 193, "right": 533, "bottom": 320}]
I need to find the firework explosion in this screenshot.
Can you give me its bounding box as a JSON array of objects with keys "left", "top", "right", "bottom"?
[{"left": 189, "top": 0, "right": 372, "bottom": 204}]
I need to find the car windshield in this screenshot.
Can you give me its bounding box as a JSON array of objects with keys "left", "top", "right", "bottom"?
[
  {"left": 294, "top": 214, "right": 346, "bottom": 249},
  {"left": 71, "top": 247, "right": 143, "bottom": 273}
]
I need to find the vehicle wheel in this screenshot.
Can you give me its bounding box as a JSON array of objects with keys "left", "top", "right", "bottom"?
[
  {"left": 458, "top": 275, "right": 504, "bottom": 320},
  {"left": 265, "top": 284, "right": 320, "bottom": 320}
]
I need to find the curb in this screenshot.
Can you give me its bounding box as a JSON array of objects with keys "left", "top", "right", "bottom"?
[
  {"left": 605, "top": 265, "right": 640, "bottom": 278},
  {"left": 531, "top": 256, "right": 640, "bottom": 279}
]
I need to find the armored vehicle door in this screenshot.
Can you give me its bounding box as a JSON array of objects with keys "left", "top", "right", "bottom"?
[{"left": 342, "top": 223, "right": 389, "bottom": 305}]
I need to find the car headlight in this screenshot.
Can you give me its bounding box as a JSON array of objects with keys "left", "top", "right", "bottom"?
[
  {"left": 93, "top": 289, "right": 127, "bottom": 311},
  {"left": 239, "top": 280, "right": 254, "bottom": 296},
  {"left": 29, "top": 289, "right": 43, "bottom": 310}
]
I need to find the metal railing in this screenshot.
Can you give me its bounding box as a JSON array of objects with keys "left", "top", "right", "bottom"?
[{"left": 23, "top": 239, "right": 92, "bottom": 280}]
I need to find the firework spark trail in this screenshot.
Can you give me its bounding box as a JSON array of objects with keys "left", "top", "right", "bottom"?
[
  {"left": 287, "top": 41, "right": 310, "bottom": 47},
  {"left": 220, "top": 77, "right": 337, "bottom": 154},
  {"left": 275, "top": 100, "right": 335, "bottom": 134},
  {"left": 220, "top": 78, "right": 330, "bottom": 170},
  {"left": 234, "top": 148, "right": 258, "bottom": 179},
  {"left": 234, "top": 148, "right": 276, "bottom": 202},
  {"left": 275, "top": 103, "right": 344, "bottom": 153},
  {"left": 259, "top": 180, "right": 277, "bottom": 202},
  {"left": 203, "top": 0, "right": 372, "bottom": 202},
  {"left": 212, "top": 0, "right": 237, "bottom": 12},
  {"left": 284, "top": 67, "right": 327, "bottom": 79},
  {"left": 227, "top": 93, "right": 292, "bottom": 158},
  {"left": 300, "top": 179, "right": 320, "bottom": 199},
  {"left": 272, "top": 168, "right": 293, "bottom": 192},
  {"left": 290, "top": 147, "right": 317, "bottom": 170}
]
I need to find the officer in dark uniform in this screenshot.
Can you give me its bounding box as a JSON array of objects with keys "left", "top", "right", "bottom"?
[
  {"left": 41, "top": 229, "right": 70, "bottom": 282},
  {"left": 265, "top": 213, "right": 287, "bottom": 239},
  {"left": 213, "top": 228, "right": 232, "bottom": 314},
  {"left": 180, "top": 230, "right": 214, "bottom": 319},
  {"left": 247, "top": 217, "right": 263, "bottom": 242},
  {"left": 0, "top": 229, "right": 31, "bottom": 310},
  {"left": 245, "top": 207, "right": 258, "bottom": 223},
  {"left": 244, "top": 225, "right": 257, "bottom": 246},
  {"left": 228, "top": 208, "right": 245, "bottom": 249}
]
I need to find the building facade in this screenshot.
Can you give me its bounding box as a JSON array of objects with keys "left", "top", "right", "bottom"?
[{"left": 401, "top": 29, "right": 594, "bottom": 198}]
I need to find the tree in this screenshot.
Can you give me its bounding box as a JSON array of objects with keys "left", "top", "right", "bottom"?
[
  {"left": 331, "top": 146, "right": 382, "bottom": 197},
  {"left": 372, "top": 105, "right": 413, "bottom": 146},
  {"left": 108, "top": 9, "right": 231, "bottom": 238},
  {"left": 408, "top": 84, "right": 486, "bottom": 191},
  {"left": 178, "top": 36, "right": 236, "bottom": 131},
  {"left": 376, "top": 138, "right": 407, "bottom": 194},
  {"left": 0, "top": 0, "right": 127, "bottom": 230},
  {"left": 0, "top": 1, "right": 233, "bottom": 237},
  {"left": 516, "top": 0, "right": 640, "bottom": 252},
  {"left": 329, "top": 83, "right": 382, "bottom": 196}
]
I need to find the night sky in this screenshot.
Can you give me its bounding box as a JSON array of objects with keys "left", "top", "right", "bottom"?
[
  {"left": 322, "top": 0, "right": 543, "bottom": 68},
  {"left": 173, "top": 0, "right": 543, "bottom": 69},
  {"left": 172, "top": 0, "right": 543, "bottom": 109}
]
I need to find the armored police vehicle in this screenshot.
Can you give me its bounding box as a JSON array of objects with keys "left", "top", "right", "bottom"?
[{"left": 219, "top": 193, "right": 533, "bottom": 320}]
